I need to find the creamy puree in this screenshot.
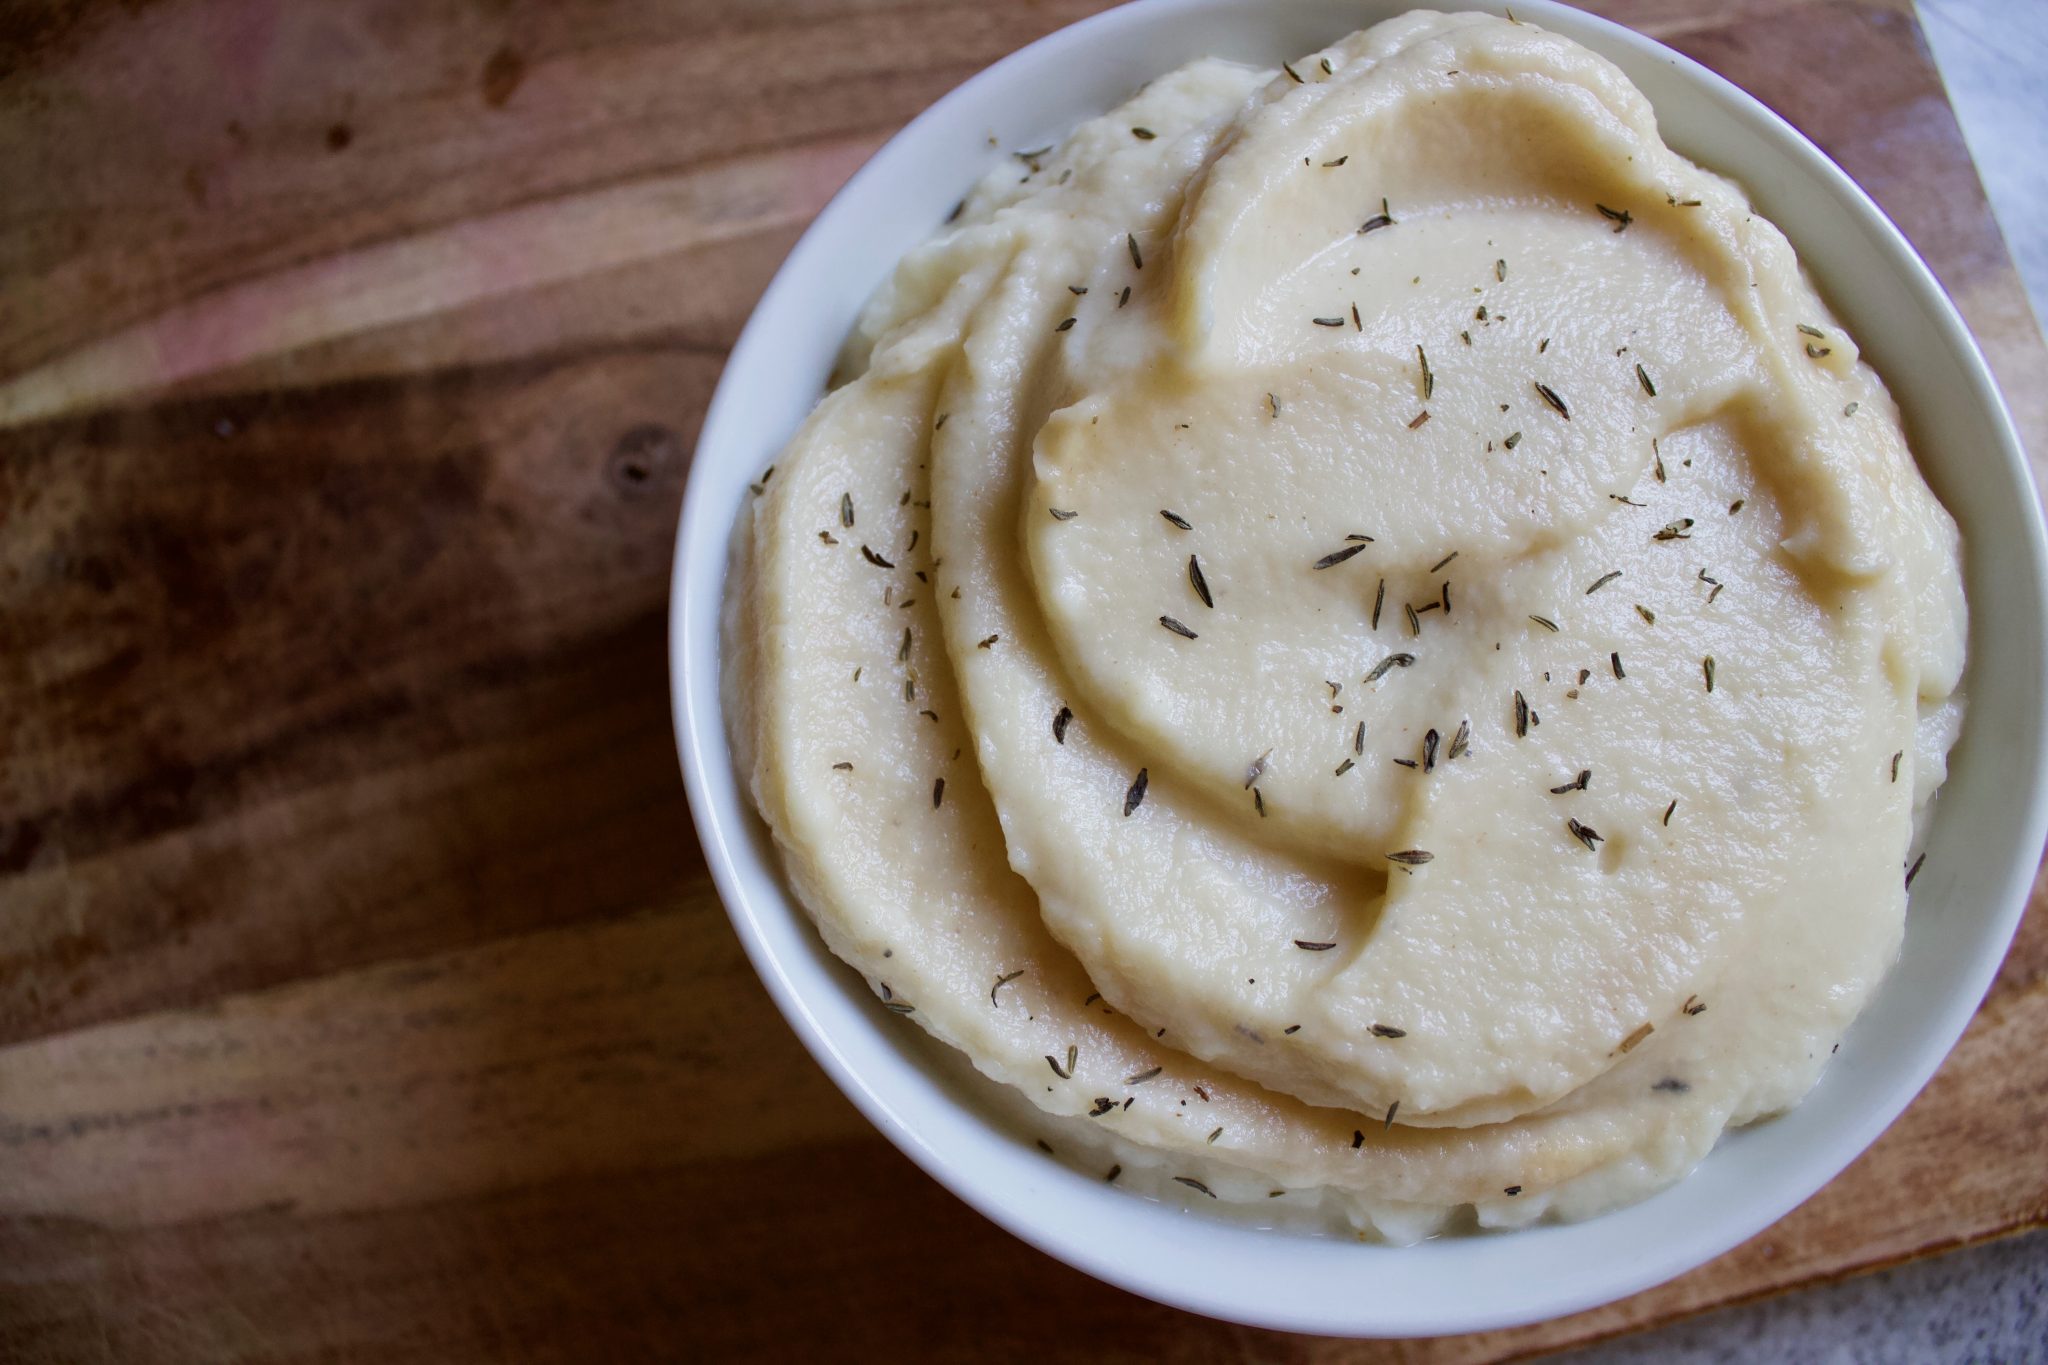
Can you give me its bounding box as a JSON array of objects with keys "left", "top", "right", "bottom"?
[{"left": 725, "top": 11, "right": 1965, "bottom": 1235}]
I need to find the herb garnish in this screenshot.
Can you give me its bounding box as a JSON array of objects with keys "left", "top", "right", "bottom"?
[
  {"left": 1124, "top": 768, "right": 1150, "bottom": 816},
  {"left": 1418, "top": 346, "right": 1435, "bottom": 400},
  {"left": 1127, "top": 233, "right": 1143, "bottom": 269},
  {"left": 1132, "top": 126, "right": 1156, "bottom": 140},
  {"left": 1160, "top": 615, "right": 1198, "bottom": 639},
  {"left": 1529, "top": 614, "right": 1560, "bottom": 632},
  {"left": 1635, "top": 603, "right": 1657, "bottom": 624},
  {"left": 1652, "top": 1077, "right": 1690, "bottom": 1093},
  {"left": 1314, "top": 316, "right": 1345, "bottom": 328},
  {"left": 1617, "top": 1022, "right": 1653, "bottom": 1053},
  {"left": 1372, "top": 577, "right": 1386, "bottom": 630},
  {"left": 840, "top": 493, "right": 855, "bottom": 527},
  {"left": 1906, "top": 853, "right": 1926, "bottom": 889},
  {"left": 1664, "top": 798, "right": 1677, "bottom": 826},
  {"left": 1515, "top": 689, "right": 1530, "bottom": 737},
  {"left": 1703, "top": 656, "right": 1716, "bottom": 692},
  {"left": 933, "top": 778, "right": 946, "bottom": 808},
  {"left": 992, "top": 970, "right": 1026, "bottom": 1006},
  {"left": 1504, "top": 430, "right": 1522, "bottom": 449},
  {"left": 1654, "top": 518, "right": 1695, "bottom": 541},
  {"left": 1587, "top": 570, "right": 1623, "bottom": 595},
  {"left": 1535, "top": 382, "right": 1571, "bottom": 419},
  {"left": 1408, "top": 410, "right": 1431, "bottom": 429},
  {"left": 1175, "top": 1177, "right": 1217, "bottom": 1197},
  {"left": 1160, "top": 509, "right": 1193, "bottom": 530},
  {"left": 1188, "top": 555, "right": 1214, "bottom": 608},
  {"left": 1567, "top": 817, "right": 1605, "bottom": 851},
  {"left": 1245, "top": 749, "right": 1271, "bottom": 788},
  {"left": 978, "top": 634, "right": 999, "bottom": 649},
  {"left": 1596, "top": 203, "right": 1633, "bottom": 232},
  {"left": 1430, "top": 550, "right": 1459, "bottom": 573},
  {"left": 1449, "top": 719, "right": 1471, "bottom": 760},
  {"left": 1371, "top": 1023, "right": 1407, "bottom": 1039},
  {"left": 1636, "top": 363, "right": 1657, "bottom": 397},
  {"left": 1359, "top": 198, "right": 1395, "bottom": 235},
  {"left": 1550, "top": 769, "right": 1591, "bottom": 794},
  {"left": 1386, "top": 849, "right": 1434, "bottom": 865},
  {"left": 1295, "top": 939, "right": 1338, "bottom": 952},
  {"left": 1612, "top": 651, "right": 1626, "bottom": 679},
  {"left": 860, "top": 545, "right": 895, "bottom": 569},
  {"left": 1365, "top": 652, "right": 1415, "bottom": 684},
  {"left": 1127, "top": 1065, "right": 1164, "bottom": 1085},
  {"left": 1054, "top": 706, "right": 1073, "bottom": 743},
  {"left": 1049, "top": 507, "right": 1078, "bottom": 521},
  {"left": 1055, "top": 317, "right": 1076, "bottom": 332},
  {"left": 1891, "top": 750, "right": 1903, "bottom": 783},
  {"left": 1313, "top": 542, "right": 1370, "bottom": 570}
]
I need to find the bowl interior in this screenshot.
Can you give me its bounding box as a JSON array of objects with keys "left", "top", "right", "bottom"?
[{"left": 670, "top": 0, "right": 2048, "bottom": 1336}]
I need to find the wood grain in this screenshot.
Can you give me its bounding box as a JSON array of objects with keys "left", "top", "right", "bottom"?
[{"left": 1, "top": 0, "right": 2043, "bottom": 1360}]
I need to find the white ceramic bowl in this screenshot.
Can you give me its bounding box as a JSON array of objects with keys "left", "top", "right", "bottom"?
[{"left": 671, "top": 0, "right": 2048, "bottom": 1336}]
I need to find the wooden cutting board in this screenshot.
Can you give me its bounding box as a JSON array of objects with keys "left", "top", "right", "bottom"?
[{"left": 2, "top": 1, "right": 2043, "bottom": 1359}]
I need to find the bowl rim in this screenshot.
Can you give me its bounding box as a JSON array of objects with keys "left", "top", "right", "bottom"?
[{"left": 670, "top": 0, "right": 2048, "bottom": 1336}]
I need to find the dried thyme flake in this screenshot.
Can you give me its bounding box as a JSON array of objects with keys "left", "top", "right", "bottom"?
[
  {"left": 1126, "top": 1065, "right": 1164, "bottom": 1085},
  {"left": 1386, "top": 849, "right": 1434, "bottom": 866},
  {"left": 840, "top": 492, "right": 856, "bottom": 528},
  {"left": 1131, "top": 126, "right": 1156, "bottom": 140},
  {"left": 1529, "top": 614, "right": 1560, "bottom": 633},
  {"left": 1535, "top": 382, "right": 1572, "bottom": 420},
  {"left": 1123, "top": 768, "right": 1150, "bottom": 816},
  {"left": 1245, "top": 748, "right": 1272, "bottom": 789},
  {"left": 1906, "top": 853, "right": 1927, "bottom": 889},
  {"left": 1408, "top": 410, "right": 1432, "bottom": 430},
  {"left": 1430, "top": 550, "right": 1459, "bottom": 573},
  {"left": 1617, "top": 1022, "right": 1654, "bottom": 1053},
  {"left": 1422, "top": 728, "right": 1440, "bottom": 771},
  {"left": 860, "top": 544, "right": 896, "bottom": 569},
  {"left": 1567, "top": 817, "right": 1605, "bottom": 851},
  {"left": 1654, "top": 518, "right": 1695, "bottom": 541},
  {"left": 1891, "top": 750, "right": 1903, "bottom": 783},
  {"left": 1448, "top": 719, "right": 1472, "bottom": 761},
  {"left": 1652, "top": 1077, "right": 1691, "bottom": 1093},
  {"left": 1596, "top": 202, "right": 1634, "bottom": 232},
  {"left": 1515, "top": 689, "right": 1530, "bottom": 738},
  {"left": 991, "top": 970, "right": 1026, "bottom": 1007},
  {"left": 1371, "top": 1023, "right": 1408, "bottom": 1039},
  {"left": 1504, "top": 430, "right": 1523, "bottom": 449},
  {"left": 1334, "top": 757, "right": 1355, "bottom": 777},
  {"left": 1313, "top": 541, "right": 1370, "bottom": 570},
  {"left": 1174, "top": 1176, "right": 1217, "bottom": 1197},
  {"left": 1496, "top": 258, "right": 1508, "bottom": 282},
  {"left": 1053, "top": 705, "right": 1073, "bottom": 744},
  {"left": 1418, "top": 345, "right": 1435, "bottom": 400},
  {"left": 1055, "top": 316, "right": 1077, "bottom": 333},
  {"left": 1703, "top": 656, "right": 1716, "bottom": 692},
  {"left": 1294, "top": 939, "right": 1338, "bottom": 952},
  {"left": 1549, "top": 769, "right": 1592, "bottom": 794},
  {"left": 1664, "top": 798, "right": 1678, "bottom": 826},
  {"left": 1159, "top": 615, "right": 1199, "bottom": 639},
  {"left": 977, "top": 633, "right": 999, "bottom": 650},
  {"left": 1611, "top": 651, "right": 1626, "bottom": 679},
  {"left": 932, "top": 777, "right": 946, "bottom": 808},
  {"left": 1160, "top": 508, "right": 1193, "bottom": 530},
  {"left": 1313, "top": 315, "right": 1346, "bottom": 328},
  {"left": 832, "top": 762, "right": 853, "bottom": 772},
  {"left": 1637, "top": 362, "right": 1657, "bottom": 397},
  {"left": 1587, "top": 569, "right": 1623, "bottom": 595},
  {"left": 1635, "top": 603, "right": 1657, "bottom": 625},
  {"left": 1365, "top": 652, "right": 1416, "bottom": 685},
  {"left": 1048, "top": 506, "right": 1078, "bottom": 521},
  {"left": 1188, "top": 555, "right": 1214, "bottom": 608}
]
